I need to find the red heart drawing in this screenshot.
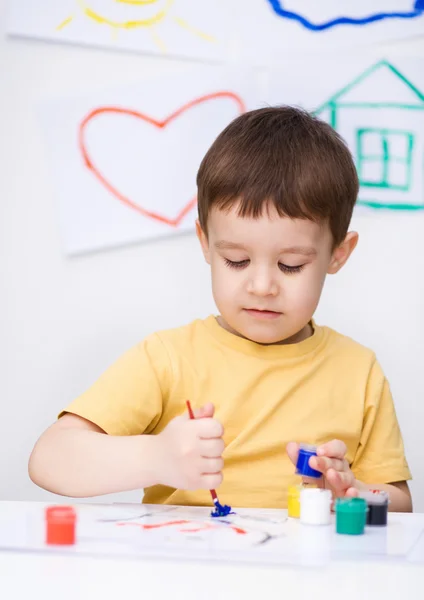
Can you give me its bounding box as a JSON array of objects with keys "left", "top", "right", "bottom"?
[{"left": 78, "top": 92, "right": 246, "bottom": 227}]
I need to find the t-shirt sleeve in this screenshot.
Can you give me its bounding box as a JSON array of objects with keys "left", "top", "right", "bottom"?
[
  {"left": 58, "top": 334, "right": 169, "bottom": 436},
  {"left": 351, "top": 358, "right": 411, "bottom": 484}
]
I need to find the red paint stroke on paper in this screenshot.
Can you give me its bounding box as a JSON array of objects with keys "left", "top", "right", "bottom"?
[
  {"left": 117, "top": 519, "right": 247, "bottom": 534},
  {"left": 78, "top": 92, "right": 246, "bottom": 226}
]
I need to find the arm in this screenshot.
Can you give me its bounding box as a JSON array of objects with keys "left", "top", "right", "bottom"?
[
  {"left": 29, "top": 406, "right": 224, "bottom": 498},
  {"left": 354, "top": 480, "right": 412, "bottom": 512},
  {"left": 28, "top": 414, "right": 160, "bottom": 497}
]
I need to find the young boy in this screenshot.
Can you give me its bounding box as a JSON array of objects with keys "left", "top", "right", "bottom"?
[{"left": 29, "top": 106, "right": 412, "bottom": 511}]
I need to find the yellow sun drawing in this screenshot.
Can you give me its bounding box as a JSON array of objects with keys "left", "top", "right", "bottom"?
[{"left": 56, "top": 0, "right": 215, "bottom": 52}]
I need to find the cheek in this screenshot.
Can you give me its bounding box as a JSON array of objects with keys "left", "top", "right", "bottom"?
[
  {"left": 286, "top": 265, "right": 327, "bottom": 310},
  {"left": 210, "top": 260, "right": 238, "bottom": 300},
  {"left": 211, "top": 259, "right": 227, "bottom": 286}
]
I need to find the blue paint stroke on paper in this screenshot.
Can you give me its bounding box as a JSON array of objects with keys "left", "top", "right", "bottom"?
[{"left": 266, "top": 1, "right": 424, "bottom": 31}]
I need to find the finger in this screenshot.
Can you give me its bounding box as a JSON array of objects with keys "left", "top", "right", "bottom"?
[
  {"left": 200, "top": 438, "right": 225, "bottom": 458},
  {"left": 310, "top": 456, "right": 347, "bottom": 474},
  {"left": 326, "top": 468, "right": 355, "bottom": 492},
  {"left": 197, "top": 418, "right": 224, "bottom": 439},
  {"left": 201, "top": 457, "right": 224, "bottom": 474},
  {"left": 196, "top": 403, "right": 215, "bottom": 419},
  {"left": 286, "top": 442, "right": 299, "bottom": 466},
  {"left": 316, "top": 439, "right": 347, "bottom": 459},
  {"left": 345, "top": 487, "right": 359, "bottom": 498},
  {"left": 200, "top": 473, "right": 223, "bottom": 490},
  {"left": 185, "top": 402, "right": 215, "bottom": 420}
]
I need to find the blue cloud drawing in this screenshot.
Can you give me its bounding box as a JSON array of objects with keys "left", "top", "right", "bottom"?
[{"left": 266, "top": 1, "right": 424, "bottom": 31}]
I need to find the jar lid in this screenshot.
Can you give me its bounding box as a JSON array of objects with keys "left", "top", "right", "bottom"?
[
  {"left": 335, "top": 497, "right": 367, "bottom": 513},
  {"left": 299, "top": 443, "right": 317, "bottom": 452},
  {"left": 360, "top": 490, "right": 389, "bottom": 505},
  {"left": 296, "top": 444, "right": 321, "bottom": 479}
]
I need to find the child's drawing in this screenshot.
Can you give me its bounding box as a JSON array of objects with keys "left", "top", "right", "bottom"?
[
  {"left": 8, "top": 1, "right": 424, "bottom": 62},
  {"left": 78, "top": 94, "right": 244, "bottom": 228},
  {"left": 38, "top": 69, "right": 257, "bottom": 255},
  {"left": 57, "top": 0, "right": 215, "bottom": 53},
  {"left": 7, "top": 0, "right": 230, "bottom": 62},
  {"left": 265, "top": 57, "right": 424, "bottom": 212},
  {"left": 239, "top": 1, "right": 424, "bottom": 63},
  {"left": 266, "top": 1, "right": 424, "bottom": 31},
  {"left": 1, "top": 503, "right": 423, "bottom": 567},
  {"left": 315, "top": 61, "right": 424, "bottom": 211}
]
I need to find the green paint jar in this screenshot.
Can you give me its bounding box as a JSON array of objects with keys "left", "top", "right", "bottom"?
[{"left": 335, "top": 498, "right": 367, "bottom": 535}]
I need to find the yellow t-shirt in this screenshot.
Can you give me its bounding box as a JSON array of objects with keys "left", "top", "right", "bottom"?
[{"left": 61, "top": 316, "right": 411, "bottom": 508}]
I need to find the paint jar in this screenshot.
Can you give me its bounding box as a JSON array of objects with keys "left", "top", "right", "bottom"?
[
  {"left": 335, "top": 498, "right": 367, "bottom": 535},
  {"left": 300, "top": 488, "right": 332, "bottom": 525},
  {"left": 45, "top": 506, "right": 76, "bottom": 545},
  {"left": 288, "top": 485, "right": 302, "bottom": 518},
  {"left": 295, "top": 444, "right": 321, "bottom": 479},
  {"left": 361, "top": 490, "right": 389, "bottom": 526}
]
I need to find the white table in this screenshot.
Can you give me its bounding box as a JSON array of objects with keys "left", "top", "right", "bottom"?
[{"left": 1, "top": 501, "right": 423, "bottom": 600}]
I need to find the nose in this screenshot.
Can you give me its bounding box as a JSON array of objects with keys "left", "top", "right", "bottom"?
[{"left": 247, "top": 267, "right": 279, "bottom": 297}]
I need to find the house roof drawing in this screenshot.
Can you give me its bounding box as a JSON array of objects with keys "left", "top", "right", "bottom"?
[{"left": 315, "top": 60, "right": 424, "bottom": 116}]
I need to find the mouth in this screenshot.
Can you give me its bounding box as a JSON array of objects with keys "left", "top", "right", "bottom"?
[{"left": 243, "top": 308, "right": 282, "bottom": 320}]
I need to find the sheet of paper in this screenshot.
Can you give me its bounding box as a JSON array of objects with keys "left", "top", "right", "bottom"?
[
  {"left": 38, "top": 66, "right": 260, "bottom": 255},
  {"left": 6, "top": 1, "right": 424, "bottom": 63},
  {"left": 6, "top": 0, "right": 234, "bottom": 63},
  {"left": 264, "top": 55, "right": 424, "bottom": 213},
  {"left": 0, "top": 503, "right": 423, "bottom": 567},
  {"left": 237, "top": 1, "right": 424, "bottom": 64}
]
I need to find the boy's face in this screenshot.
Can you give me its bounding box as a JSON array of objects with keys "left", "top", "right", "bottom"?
[{"left": 197, "top": 202, "right": 357, "bottom": 345}]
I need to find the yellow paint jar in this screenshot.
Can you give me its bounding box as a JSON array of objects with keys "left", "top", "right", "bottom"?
[{"left": 288, "top": 485, "right": 301, "bottom": 518}]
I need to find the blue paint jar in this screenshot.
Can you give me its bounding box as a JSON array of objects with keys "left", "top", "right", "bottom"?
[{"left": 295, "top": 444, "right": 322, "bottom": 479}]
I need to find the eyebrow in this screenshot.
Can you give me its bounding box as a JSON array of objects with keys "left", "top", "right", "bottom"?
[{"left": 214, "top": 241, "right": 318, "bottom": 256}]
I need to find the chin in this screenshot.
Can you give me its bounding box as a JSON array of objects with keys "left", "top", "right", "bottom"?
[
  {"left": 238, "top": 325, "right": 286, "bottom": 345},
  {"left": 249, "top": 332, "right": 285, "bottom": 345}
]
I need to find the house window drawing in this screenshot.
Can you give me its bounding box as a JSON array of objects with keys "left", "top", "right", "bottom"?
[
  {"left": 315, "top": 60, "right": 424, "bottom": 210},
  {"left": 357, "top": 128, "right": 414, "bottom": 191}
]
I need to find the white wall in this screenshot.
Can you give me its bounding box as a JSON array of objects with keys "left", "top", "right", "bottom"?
[{"left": 1, "top": 0, "right": 423, "bottom": 509}]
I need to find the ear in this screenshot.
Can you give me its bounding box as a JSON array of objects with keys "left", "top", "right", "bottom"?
[
  {"left": 196, "top": 220, "right": 211, "bottom": 264},
  {"left": 327, "top": 231, "right": 358, "bottom": 274}
]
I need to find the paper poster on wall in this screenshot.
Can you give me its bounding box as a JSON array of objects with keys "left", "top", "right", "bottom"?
[
  {"left": 238, "top": 1, "right": 424, "bottom": 63},
  {"left": 39, "top": 68, "right": 258, "bottom": 255},
  {"left": 265, "top": 57, "right": 424, "bottom": 212},
  {"left": 6, "top": 0, "right": 233, "bottom": 62}
]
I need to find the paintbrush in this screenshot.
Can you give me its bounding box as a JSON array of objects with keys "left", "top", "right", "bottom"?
[{"left": 186, "top": 400, "right": 232, "bottom": 517}]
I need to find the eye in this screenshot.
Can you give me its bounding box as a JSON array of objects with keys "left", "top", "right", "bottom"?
[
  {"left": 278, "top": 263, "right": 305, "bottom": 274},
  {"left": 224, "top": 258, "right": 250, "bottom": 269}
]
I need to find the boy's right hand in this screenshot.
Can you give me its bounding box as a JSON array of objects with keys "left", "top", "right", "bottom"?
[{"left": 154, "top": 403, "right": 224, "bottom": 491}]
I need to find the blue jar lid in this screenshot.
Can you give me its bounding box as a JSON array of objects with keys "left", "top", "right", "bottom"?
[{"left": 295, "top": 444, "right": 322, "bottom": 478}]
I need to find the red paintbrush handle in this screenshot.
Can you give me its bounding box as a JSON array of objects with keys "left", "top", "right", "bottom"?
[
  {"left": 186, "top": 399, "right": 195, "bottom": 420},
  {"left": 186, "top": 400, "right": 219, "bottom": 504}
]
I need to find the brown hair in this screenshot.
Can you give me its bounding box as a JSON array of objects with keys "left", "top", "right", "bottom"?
[{"left": 196, "top": 106, "right": 358, "bottom": 247}]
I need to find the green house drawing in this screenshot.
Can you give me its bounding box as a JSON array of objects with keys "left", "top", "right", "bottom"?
[{"left": 315, "top": 60, "right": 424, "bottom": 210}]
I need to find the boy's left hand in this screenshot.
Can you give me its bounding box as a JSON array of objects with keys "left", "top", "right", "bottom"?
[{"left": 287, "top": 440, "right": 359, "bottom": 498}]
